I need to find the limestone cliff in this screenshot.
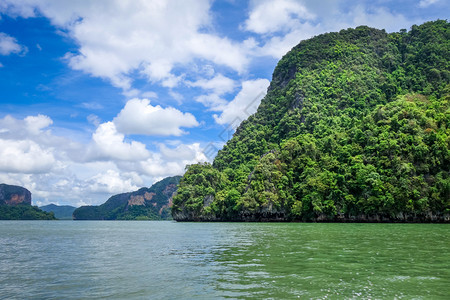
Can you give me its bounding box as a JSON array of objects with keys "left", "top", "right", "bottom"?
[
  {"left": 0, "top": 183, "right": 56, "bottom": 220},
  {"left": 0, "top": 184, "right": 32, "bottom": 206}
]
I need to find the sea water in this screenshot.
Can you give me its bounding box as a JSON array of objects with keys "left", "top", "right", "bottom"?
[{"left": 0, "top": 221, "right": 448, "bottom": 299}]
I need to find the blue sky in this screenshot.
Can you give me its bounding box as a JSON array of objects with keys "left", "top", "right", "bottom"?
[{"left": 0, "top": 0, "right": 448, "bottom": 206}]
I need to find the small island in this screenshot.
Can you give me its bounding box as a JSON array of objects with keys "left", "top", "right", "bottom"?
[{"left": 0, "top": 183, "right": 56, "bottom": 220}]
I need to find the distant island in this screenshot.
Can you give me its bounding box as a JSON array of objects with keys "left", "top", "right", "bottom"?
[
  {"left": 173, "top": 20, "right": 450, "bottom": 222},
  {"left": 73, "top": 176, "right": 181, "bottom": 220},
  {"left": 40, "top": 204, "right": 77, "bottom": 220},
  {"left": 0, "top": 183, "right": 56, "bottom": 220}
]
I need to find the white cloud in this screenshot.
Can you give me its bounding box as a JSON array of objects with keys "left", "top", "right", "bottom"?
[
  {"left": 24, "top": 114, "right": 53, "bottom": 135},
  {"left": 87, "top": 169, "right": 140, "bottom": 195},
  {"left": 159, "top": 143, "right": 206, "bottom": 162},
  {"left": 113, "top": 98, "right": 199, "bottom": 136},
  {"left": 245, "top": 0, "right": 420, "bottom": 59},
  {"left": 0, "top": 139, "right": 55, "bottom": 173},
  {"left": 195, "top": 94, "right": 228, "bottom": 111},
  {"left": 344, "top": 5, "right": 414, "bottom": 33},
  {"left": 186, "top": 33, "right": 249, "bottom": 74},
  {"left": 190, "top": 74, "right": 238, "bottom": 110},
  {"left": 141, "top": 91, "right": 158, "bottom": 99},
  {"left": 0, "top": 32, "right": 27, "bottom": 55},
  {"left": 132, "top": 142, "right": 207, "bottom": 177},
  {"left": 81, "top": 102, "right": 103, "bottom": 110},
  {"left": 244, "top": 0, "right": 315, "bottom": 34},
  {"left": 1, "top": 0, "right": 250, "bottom": 93},
  {"left": 0, "top": 0, "right": 37, "bottom": 18},
  {"left": 87, "top": 114, "right": 101, "bottom": 127},
  {"left": 256, "top": 22, "right": 322, "bottom": 58},
  {"left": 169, "top": 90, "right": 184, "bottom": 103},
  {"left": 89, "top": 121, "right": 150, "bottom": 161},
  {"left": 188, "top": 74, "right": 236, "bottom": 95},
  {"left": 0, "top": 113, "right": 204, "bottom": 206},
  {"left": 0, "top": 114, "right": 61, "bottom": 146},
  {"left": 419, "top": 0, "right": 439, "bottom": 7},
  {"left": 214, "top": 78, "right": 270, "bottom": 125}
]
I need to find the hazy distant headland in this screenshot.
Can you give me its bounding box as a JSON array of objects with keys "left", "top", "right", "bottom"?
[
  {"left": 73, "top": 176, "right": 181, "bottom": 220},
  {"left": 40, "top": 204, "right": 77, "bottom": 220}
]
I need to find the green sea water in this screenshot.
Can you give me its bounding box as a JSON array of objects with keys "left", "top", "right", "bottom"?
[{"left": 0, "top": 221, "right": 448, "bottom": 299}]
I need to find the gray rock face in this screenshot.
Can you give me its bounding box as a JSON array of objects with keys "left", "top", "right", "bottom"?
[{"left": 0, "top": 184, "right": 32, "bottom": 206}]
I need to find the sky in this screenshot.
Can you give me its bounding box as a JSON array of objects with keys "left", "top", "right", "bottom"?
[{"left": 0, "top": 0, "right": 448, "bottom": 207}]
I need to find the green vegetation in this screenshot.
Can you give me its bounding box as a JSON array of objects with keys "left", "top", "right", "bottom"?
[
  {"left": 0, "top": 205, "right": 56, "bottom": 220},
  {"left": 173, "top": 21, "right": 450, "bottom": 222},
  {"left": 73, "top": 176, "right": 181, "bottom": 220},
  {"left": 40, "top": 204, "right": 77, "bottom": 220},
  {"left": 0, "top": 183, "right": 54, "bottom": 220}
]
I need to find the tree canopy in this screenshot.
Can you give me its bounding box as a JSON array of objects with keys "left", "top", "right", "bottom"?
[{"left": 173, "top": 21, "right": 450, "bottom": 222}]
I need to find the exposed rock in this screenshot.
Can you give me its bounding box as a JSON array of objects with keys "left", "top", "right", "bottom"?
[
  {"left": 144, "top": 192, "right": 156, "bottom": 201},
  {"left": 203, "top": 195, "right": 214, "bottom": 207},
  {"left": 128, "top": 195, "right": 146, "bottom": 207},
  {"left": 0, "top": 184, "right": 32, "bottom": 206},
  {"left": 163, "top": 184, "right": 177, "bottom": 197}
]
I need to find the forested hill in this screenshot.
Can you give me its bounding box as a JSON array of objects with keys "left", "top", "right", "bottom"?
[
  {"left": 0, "top": 184, "right": 55, "bottom": 220},
  {"left": 173, "top": 20, "right": 450, "bottom": 222},
  {"left": 73, "top": 176, "right": 181, "bottom": 220}
]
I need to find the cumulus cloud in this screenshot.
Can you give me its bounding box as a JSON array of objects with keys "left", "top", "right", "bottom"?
[
  {"left": 0, "top": 113, "right": 202, "bottom": 205},
  {"left": 190, "top": 74, "right": 238, "bottom": 110},
  {"left": 0, "top": 32, "right": 27, "bottom": 55},
  {"left": 0, "top": 114, "right": 77, "bottom": 174},
  {"left": 195, "top": 93, "right": 228, "bottom": 111},
  {"left": 245, "top": 0, "right": 420, "bottom": 59},
  {"left": 24, "top": 114, "right": 53, "bottom": 135},
  {"left": 343, "top": 5, "right": 414, "bottom": 33},
  {"left": 88, "top": 121, "right": 150, "bottom": 161},
  {"left": 87, "top": 169, "right": 140, "bottom": 195},
  {"left": 188, "top": 74, "right": 236, "bottom": 95},
  {"left": 244, "top": 0, "right": 315, "bottom": 34},
  {"left": 256, "top": 22, "right": 322, "bottom": 58},
  {"left": 0, "top": 139, "right": 55, "bottom": 173},
  {"left": 159, "top": 143, "right": 207, "bottom": 162},
  {"left": 1, "top": 0, "right": 250, "bottom": 93},
  {"left": 113, "top": 98, "right": 199, "bottom": 136},
  {"left": 214, "top": 78, "right": 270, "bottom": 125},
  {"left": 129, "top": 142, "right": 207, "bottom": 177},
  {"left": 0, "top": 114, "right": 66, "bottom": 150}
]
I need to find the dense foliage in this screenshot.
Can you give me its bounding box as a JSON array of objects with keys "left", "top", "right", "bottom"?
[
  {"left": 173, "top": 21, "right": 450, "bottom": 222},
  {"left": 73, "top": 176, "right": 181, "bottom": 220},
  {"left": 0, "top": 205, "right": 56, "bottom": 220}
]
